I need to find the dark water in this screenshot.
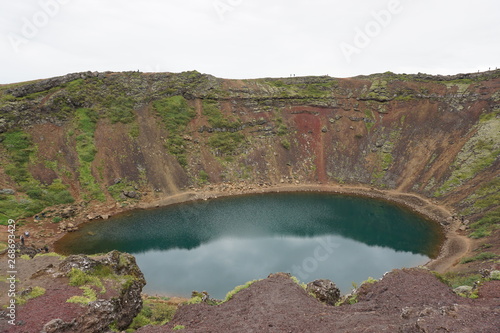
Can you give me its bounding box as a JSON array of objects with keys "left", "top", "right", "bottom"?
[{"left": 55, "top": 193, "right": 443, "bottom": 299}]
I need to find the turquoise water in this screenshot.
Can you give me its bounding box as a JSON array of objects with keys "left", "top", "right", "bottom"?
[{"left": 55, "top": 193, "right": 443, "bottom": 298}]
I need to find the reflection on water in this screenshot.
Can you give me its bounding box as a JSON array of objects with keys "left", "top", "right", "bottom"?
[{"left": 56, "top": 193, "right": 443, "bottom": 299}]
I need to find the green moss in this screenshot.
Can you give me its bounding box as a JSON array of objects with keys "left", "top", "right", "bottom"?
[
  {"left": 462, "top": 178, "right": 500, "bottom": 215},
  {"left": 173, "top": 325, "right": 185, "bottom": 330},
  {"left": 154, "top": 96, "right": 195, "bottom": 132},
  {"left": 198, "top": 170, "right": 209, "bottom": 184},
  {"left": 281, "top": 139, "right": 291, "bottom": 150},
  {"left": 264, "top": 79, "right": 335, "bottom": 98},
  {"left": 361, "top": 277, "right": 378, "bottom": 285},
  {"left": 208, "top": 132, "right": 245, "bottom": 155},
  {"left": 153, "top": 96, "right": 195, "bottom": 166},
  {"left": 74, "top": 108, "right": 105, "bottom": 201},
  {"left": 34, "top": 252, "right": 64, "bottom": 259},
  {"left": 0, "top": 194, "right": 42, "bottom": 225},
  {"left": 186, "top": 296, "right": 202, "bottom": 305},
  {"left": 66, "top": 286, "right": 97, "bottom": 305},
  {"left": 393, "top": 94, "right": 414, "bottom": 101},
  {"left": 202, "top": 100, "right": 240, "bottom": 128},
  {"left": 107, "top": 180, "right": 139, "bottom": 201},
  {"left": 222, "top": 279, "right": 259, "bottom": 303},
  {"left": 1, "top": 130, "right": 34, "bottom": 183},
  {"left": 105, "top": 96, "right": 136, "bottom": 124},
  {"left": 68, "top": 268, "right": 106, "bottom": 293},
  {"left": 467, "top": 206, "right": 500, "bottom": 239},
  {"left": 16, "top": 286, "right": 46, "bottom": 305},
  {"left": 0, "top": 131, "right": 76, "bottom": 222},
  {"left": 434, "top": 272, "right": 482, "bottom": 289},
  {"left": 435, "top": 116, "right": 500, "bottom": 197},
  {"left": 128, "top": 313, "right": 151, "bottom": 330},
  {"left": 460, "top": 252, "right": 498, "bottom": 264},
  {"left": 290, "top": 276, "right": 307, "bottom": 290},
  {"left": 129, "top": 122, "right": 140, "bottom": 138}
]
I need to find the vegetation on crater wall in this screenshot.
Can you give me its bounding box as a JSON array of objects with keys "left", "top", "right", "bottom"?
[
  {"left": 153, "top": 96, "right": 196, "bottom": 167},
  {"left": 434, "top": 114, "right": 500, "bottom": 197},
  {"left": 0, "top": 130, "right": 74, "bottom": 225},
  {"left": 74, "top": 108, "right": 105, "bottom": 201},
  {"left": 263, "top": 79, "right": 336, "bottom": 98},
  {"left": 208, "top": 132, "right": 246, "bottom": 156},
  {"left": 202, "top": 100, "right": 241, "bottom": 129}
]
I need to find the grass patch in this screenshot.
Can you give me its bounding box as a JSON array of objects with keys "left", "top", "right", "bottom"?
[
  {"left": 198, "top": 170, "right": 209, "bottom": 184},
  {"left": 128, "top": 296, "right": 178, "bottom": 330},
  {"left": 16, "top": 286, "right": 46, "bottom": 305},
  {"left": 1, "top": 130, "right": 34, "bottom": 183},
  {"left": 222, "top": 280, "right": 258, "bottom": 303},
  {"left": 107, "top": 179, "right": 139, "bottom": 201},
  {"left": 202, "top": 100, "right": 240, "bottom": 129},
  {"left": 281, "top": 139, "right": 291, "bottom": 150},
  {"left": 434, "top": 272, "right": 482, "bottom": 289},
  {"left": 68, "top": 268, "right": 106, "bottom": 293},
  {"left": 173, "top": 325, "right": 185, "bottom": 330},
  {"left": 153, "top": 96, "right": 196, "bottom": 167},
  {"left": 66, "top": 286, "right": 97, "bottom": 305},
  {"left": 129, "top": 121, "right": 140, "bottom": 138},
  {"left": 34, "top": 252, "right": 64, "bottom": 259},
  {"left": 74, "top": 108, "right": 105, "bottom": 201},
  {"left": 435, "top": 116, "right": 500, "bottom": 197},
  {"left": 104, "top": 96, "right": 136, "bottom": 124},
  {"left": 460, "top": 252, "right": 498, "bottom": 264},
  {"left": 469, "top": 207, "right": 500, "bottom": 239},
  {"left": 290, "top": 276, "right": 307, "bottom": 289},
  {"left": 208, "top": 132, "right": 245, "bottom": 156}
]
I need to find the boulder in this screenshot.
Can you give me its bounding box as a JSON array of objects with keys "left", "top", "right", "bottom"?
[
  {"left": 453, "top": 285, "right": 473, "bottom": 295},
  {"left": 489, "top": 270, "right": 500, "bottom": 280},
  {"left": 41, "top": 318, "right": 75, "bottom": 333},
  {"left": 60, "top": 206, "right": 77, "bottom": 218},
  {"left": 59, "top": 254, "right": 99, "bottom": 273},
  {"left": 123, "top": 191, "right": 138, "bottom": 199},
  {"left": 0, "top": 188, "right": 15, "bottom": 195},
  {"left": 306, "top": 279, "right": 340, "bottom": 306}
]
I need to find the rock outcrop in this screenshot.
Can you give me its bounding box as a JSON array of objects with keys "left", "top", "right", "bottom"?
[
  {"left": 0, "top": 251, "right": 145, "bottom": 333},
  {"left": 306, "top": 279, "right": 340, "bottom": 305}
]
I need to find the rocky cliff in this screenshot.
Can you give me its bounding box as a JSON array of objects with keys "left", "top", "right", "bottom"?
[{"left": 0, "top": 70, "right": 498, "bottom": 239}]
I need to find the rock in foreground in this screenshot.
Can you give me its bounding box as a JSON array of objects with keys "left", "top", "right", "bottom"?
[{"left": 0, "top": 250, "right": 145, "bottom": 333}]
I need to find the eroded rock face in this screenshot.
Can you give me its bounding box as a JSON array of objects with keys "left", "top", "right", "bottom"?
[
  {"left": 306, "top": 279, "right": 340, "bottom": 305},
  {"left": 51, "top": 251, "right": 146, "bottom": 332},
  {"left": 3, "top": 251, "right": 145, "bottom": 333}
]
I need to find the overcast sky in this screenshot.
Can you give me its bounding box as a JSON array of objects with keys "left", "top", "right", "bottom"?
[{"left": 1, "top": 0, "right": 499, "bottom": 84}]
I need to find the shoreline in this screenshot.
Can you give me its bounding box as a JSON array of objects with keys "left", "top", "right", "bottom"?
[{"left": 6, "top": 183, "right": 470, "bottom": 274}]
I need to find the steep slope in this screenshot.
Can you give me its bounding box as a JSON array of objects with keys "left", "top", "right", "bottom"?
[
  {"left": 137, "top": 270, "right": 500, "bottom": 333},
  {"left": 0, "top": 70, "right": 498, "bottom": 242}
]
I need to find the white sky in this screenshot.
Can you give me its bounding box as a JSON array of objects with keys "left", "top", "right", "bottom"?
[{"left": 0, "top": 0, "right": 499, "bottom": 84}]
